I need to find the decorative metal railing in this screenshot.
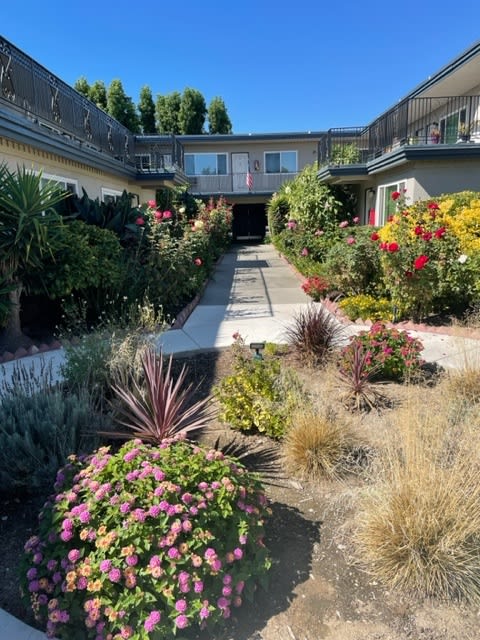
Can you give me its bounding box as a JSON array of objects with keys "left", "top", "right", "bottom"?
[
  {"left": 319, "top": 95, "right": 480, "bottom": 166},
  {"left": 0, "top": 35, "right": 136, "bottom": 166},
  {"left": 134, "top": 136, "right": 185, "bottom": 174}
]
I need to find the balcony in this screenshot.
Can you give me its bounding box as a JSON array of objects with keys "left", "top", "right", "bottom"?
[
  {"left": 319, "top": 95, "right": 480, "bottom": 168},
  {"left": 134, "top": 135, "right": 187, "bottom": 184},
  {"left": 0, "top": 35, "right": 136, "bottom": 168},
  {"left": 186, "top": 171, "right": 299, "bottom": 196}
]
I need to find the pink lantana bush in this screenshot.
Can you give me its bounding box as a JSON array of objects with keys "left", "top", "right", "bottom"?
[
  {"left": 340, "top": 322, "right": 424, "bottom": 382},
  {"left": 20, "top": 439, "right": 271, "bottom": 639}
]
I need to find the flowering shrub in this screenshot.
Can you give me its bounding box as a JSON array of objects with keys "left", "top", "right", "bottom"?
[
  {"left": 338, "top": 294, "right": 394, "bottom": 322},
  {"left": 301, "top": 275, "right": 330, "bottom": 301},
  {"left": 20, "top": 438, "right": 270, "bottom": 639},
  {"left": 375, "top": 191, "right": 480, "bottom": 320},
  {"left": 214, "top": 334, "right": 307, "bottom": 438},
  {"left": 339, "top": 322, "right": 424, "bottom": 381}
]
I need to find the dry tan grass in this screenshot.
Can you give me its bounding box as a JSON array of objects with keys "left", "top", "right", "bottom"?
[
  {"left": 283, "top": 409, "right": 362, "bottom": 480},
  {"left": 354, "top": 387, "right": 480, "bottom": 603}
]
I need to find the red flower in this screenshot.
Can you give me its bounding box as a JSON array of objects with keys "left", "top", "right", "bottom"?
[
  {"left": 391, "top": 191, "right": 401, "bottom": 201},
  {"left": 422, "top": 231, "right": 432, "bottom": 241},
  {"left": 194, "top": 257, "right": 202, "bottom": 266},
  {"left": 387, "top": 242, "right": 400, "bottom": 252},
  {"left": 379, "top": 242, "right": 388, "bottom": 251},
  {"left": 434, "top": 227, "right": 446, "bottom": 239},
  {"left": 428, "top": 202, "right": 439, "bottom": 210},
  {"left": 154, "top": 210, "right": 163, "bottom": 221},
  {"left": 405, "top": 270, "right": 413, "bottom": 278},
  {"left": 387, "top": 215, "right": 394, "bottom": 222},
  {"left": 414, "top": 255, "right": 429, "bottom": 270},
  {"left": 135, "top": 217, "right": 145, "bottom": 226},
  {"left": 370, "top": 232, "right": 380, "bottom": 241},
  {"left": 163, "top": 210, "right": 172, "bottom": 219},
  {"left": 414, "top": 225, "right": 423, "bottom": 236}
]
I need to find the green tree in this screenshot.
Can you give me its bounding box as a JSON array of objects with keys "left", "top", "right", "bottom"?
[
  {"left": 156, "top": 92, "right": 181, "bottom": 134},
  {"left": 107, "top": 79, "right": 140, "bottom": 132},
  {"left": 74, "top": 76, "right": 90, "bottom": 98},
  {"left": 138, "top": 85, "right": 157, "bottom": 134},
  {"left": 89, "top": 80, "right": 108, "bottom": 110},
  {"left": 179, "top": 88, "right": 207, "bottom": 134},
  {"left": 208, "top": 96, "right": 232, "bottom": 134},
  {"left": 0, "top": 165, "right": 68, "bottom": 349}
]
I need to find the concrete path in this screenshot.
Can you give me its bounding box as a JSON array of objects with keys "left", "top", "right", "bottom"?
[{"left": 1, "top": 242, "right": 480, "bottom": 638}]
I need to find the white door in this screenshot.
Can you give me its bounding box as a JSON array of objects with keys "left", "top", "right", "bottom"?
[{"left": 232, "top": 153, "right": 249, "bottom": 192}]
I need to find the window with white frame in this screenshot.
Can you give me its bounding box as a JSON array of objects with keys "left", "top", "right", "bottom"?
[
  {"left": 264, "top": 151, "right": 297, "bottom": 174},
  {"left": 135, "top": 154, "right": 151, "bottom": 170},
  {"left": 185, "top": 153, "right": 227, "bottom": 176},
  {"left": 378, "top": 181, "right": 406, "bottom": 226},
  {"left": 101, "top": 188, "right": 123, "bottom": 204},
  {"left": 39, "top": 172, "right": 78, "bottom": 195}
]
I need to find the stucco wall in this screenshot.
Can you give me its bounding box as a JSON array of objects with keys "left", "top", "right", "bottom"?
[{"left": 0, "top": 135, "right": 157, "bottom": 202}]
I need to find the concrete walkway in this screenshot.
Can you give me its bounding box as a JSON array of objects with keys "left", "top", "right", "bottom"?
[{"left": 1, "top": 242, "right": 480, "bottom": 638}]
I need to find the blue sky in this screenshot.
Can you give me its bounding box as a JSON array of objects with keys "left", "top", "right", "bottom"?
[{"left": 3, "top": 1, "right": 480, "bottom": 134}]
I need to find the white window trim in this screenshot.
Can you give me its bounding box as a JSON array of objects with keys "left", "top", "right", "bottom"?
[
  {"left": 377, "top": 181, "right": 407, "bottom": 226},
  {"left": 101, "top": 188, "right": 123, "bottom": 202},
  {"left": 264, "top": 150, "right": 298, "bottom": 174},
  {"left": 184, "top": 152, "right": 228, "bottom": 176},
  {"left": 38, "top": 171, "right": 78, "bottom": 195}
]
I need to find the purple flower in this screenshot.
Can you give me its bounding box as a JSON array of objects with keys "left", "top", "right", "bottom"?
[
  {"left": 194, "top": 580, "right": 204, "bottom": 593},
  {"left": 144, "top": 610, "right": 161, "bottom": 632},
  {"left": 217, "top": 596, "right": 229, "bottom": 610},
  {"left": 148, "top": 504, "right": 161, "bottom": 517},
  {"left": 79, "top": 510, "right": 91, "bottom": 524},
  {"left": 168, "top": 547, "right": 180, "bottom": 560},
  {"left": 175, "top": 615, "right": 189, "bottom": 629},
  {"left": 233, "top": 548, "right": 243, "bottom": 560},
  {"left": 28, "top": 580, "right": 40, "bottom": 592},
  {"left": 26, "top": 568, "right": 37, "bottom": 580},
  {"left": 200, "top": 606, "right": 210, "bottom": 619},
  {"left": 175, "top": 599, "right": 187, "bottom": 613},
  {"left": 120, "top": 502, "right": 131, "bottom": 514},
  {"left": 67, "top": 549, "right": 81, "bottom": 563},
  {"left": 126, "top": 555, "right": 138, "bottom": 567},
  {"left": 123, "top": 448, "right": 140, "bottom": 462},
  {"left": 100, "top": 559, "right": 112, "bottom": 573},
  {"left": 108, "top": 568, "right": 121, "bottom": 583}
]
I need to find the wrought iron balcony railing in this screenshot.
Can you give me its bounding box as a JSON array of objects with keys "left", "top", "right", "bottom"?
[
  {"left": 186, "top": 171, "right": 299, "bottom": 194},
  {"left": 0, "top": 35, "right": 137, "bottom": 167},
  {"left": 319, "top": 95, "right": 480, "bottom": 167}
]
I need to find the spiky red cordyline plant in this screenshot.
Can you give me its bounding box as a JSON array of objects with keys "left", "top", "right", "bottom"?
[
  {"left": 108, "top": 348, "right": 215, "bottom": 443},
  {"left": 338, "top": 341, "right": 388, "bottom": 412}
]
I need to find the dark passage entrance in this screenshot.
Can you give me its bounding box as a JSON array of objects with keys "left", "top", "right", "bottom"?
[{"left": 232, "top": 203, "right": 267, "bottom": 241}]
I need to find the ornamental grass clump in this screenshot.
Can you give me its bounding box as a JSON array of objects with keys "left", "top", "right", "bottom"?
[
  {"left": 354, "top": 397, "right": 480, "bottom": 603},
  {"left": 283, "top": 409, "right": 360, "bottom": 480},
  {"left": 340, "top": 322, "right": 424, "bottom": 382},
  {"left": 20, "top": 438, "right": 271, "bottom": 639}
]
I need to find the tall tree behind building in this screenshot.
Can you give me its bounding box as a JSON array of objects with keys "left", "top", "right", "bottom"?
[
  {"left": 138, "top": 85, "right": 157, "bottom": 134},
  {"left": 208, "top": 97, "right": 232, "bottom": 134},
  {"left": 156, "top": 92, "right": 181, "bottom": 134},
  {"left": 107, "top": 79, "right": 140, "bottom": 133},
  {"left": 178, "top": 88, "right": 207, "bottom": 134}
]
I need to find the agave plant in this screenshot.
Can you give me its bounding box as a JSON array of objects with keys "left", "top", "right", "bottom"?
[{"left": 108, "top": 348, "right": 215, "bottom": 443}]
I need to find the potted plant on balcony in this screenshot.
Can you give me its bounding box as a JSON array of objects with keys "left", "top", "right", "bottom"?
[{"left": 458, "top": 123, "right": 471, "bottom": 142}]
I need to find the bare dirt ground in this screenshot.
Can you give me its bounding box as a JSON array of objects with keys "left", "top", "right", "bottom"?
[{"left": 1, "top": 348, "right": 480, "bottom": 639}]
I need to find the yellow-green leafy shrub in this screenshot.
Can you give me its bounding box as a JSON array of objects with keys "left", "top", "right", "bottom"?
[{"left": 338, "top": 294, "right": 394, "bottom": 322}]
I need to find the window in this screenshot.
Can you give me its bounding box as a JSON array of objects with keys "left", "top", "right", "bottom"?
[
  {"left": 101, "top": 188, "right": 123, "bottom": 203},
  {"left": 440, "top": 108, "right": 466, "bottom": 144},
  {"left": 264, "top": 151, "right": 297, "bottom": 174},
  {"left": 39, "top": 172, "right": 78, "bottom": 195},
  {"left": 185, "top": 153, "right": 227, "bottom": 176},
  {"left": 378, "top": 181, "right": 406, "bottom": 226},
  {"left": 135, "top": 154, "right": 151, "bottom": 170}
]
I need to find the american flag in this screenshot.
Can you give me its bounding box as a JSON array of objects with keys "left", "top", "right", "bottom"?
[{"left": 246, "top": 161, "right": 253, "bottom": 190}]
